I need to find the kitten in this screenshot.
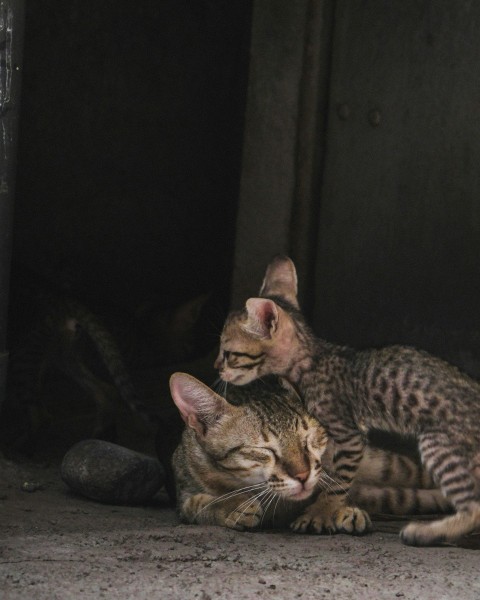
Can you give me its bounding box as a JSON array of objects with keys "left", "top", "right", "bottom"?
[
  {"left": 215, "top": 256, "right": 480, "bottom": 545},
  {"left": 170, "top": 373, "right": 450, "bottom": 531}
]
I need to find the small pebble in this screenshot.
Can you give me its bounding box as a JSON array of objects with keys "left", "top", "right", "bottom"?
[{"left": 21, "top": 481, "right": 44, "bottom": 493}]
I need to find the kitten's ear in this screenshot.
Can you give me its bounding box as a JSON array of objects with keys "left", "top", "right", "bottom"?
[
  {"left": 242, "top": 298, "right": 279, "bottom": 339},
  {"left": 169, "top": 372, "right": 229, "bottom": 436},
  {"left": 259, "top": 255, "right": 299, "bottom": 308}
]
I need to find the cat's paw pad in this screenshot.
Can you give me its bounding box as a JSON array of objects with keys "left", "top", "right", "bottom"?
[
  {"left": 225, "top": 499, "right": 263, "bottom": 530},
  {"left": 334, "top": 506, "right": 372, "bottom": 534}
]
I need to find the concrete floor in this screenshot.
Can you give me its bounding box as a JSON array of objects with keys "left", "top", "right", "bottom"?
[{"left": 2, "top": 457, "right": 480, "bottom": 600}]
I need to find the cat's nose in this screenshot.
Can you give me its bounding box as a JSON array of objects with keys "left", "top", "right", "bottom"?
[
  {"left": 214, "top": 356, "right": 222, "bottom": 369},
  {"left": 294, "top": 470, "right": 309, "bottom": 483}
]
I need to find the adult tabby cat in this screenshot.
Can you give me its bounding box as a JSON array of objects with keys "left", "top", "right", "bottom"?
[
  {"left": 170, "top": 373, "right": 450, "bottom": 531},
  {"left": 215, "top": 256, "right": 480, "bottom": 545}
]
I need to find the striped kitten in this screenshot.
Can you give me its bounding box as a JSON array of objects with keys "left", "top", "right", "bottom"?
[
  {"left": 215, "top": 256, "right": 480, "bottom": 546},
  {"left": 170, "top": 373, "right": 449, "bottom": 531}
]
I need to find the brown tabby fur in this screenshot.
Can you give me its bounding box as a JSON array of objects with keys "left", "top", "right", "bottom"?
[
  {"left": 215, "top": 256, "right": 480, "bottom": 545},
  {"left": 170, "top": 373, "right": 449, "bottom": 531}
]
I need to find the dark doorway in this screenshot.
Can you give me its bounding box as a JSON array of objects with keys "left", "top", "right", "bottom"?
[{"left": 2, "top": 0, "right": 252, "bottom": 457}]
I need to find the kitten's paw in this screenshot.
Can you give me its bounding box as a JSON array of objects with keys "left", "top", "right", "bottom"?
[
  {"left": 334, "top": 506, "right": 372, "bottom": 534},
  {"left": 400, "top": 522, "right": 435, "bottom": 546},
  {"left": 225, "top": 499, "right": 263, "bottom": 531},
  {"left": 290, "top": 505, "right": 371, "bottom": 535},
  {"left": 400, "top": 511, "right": 480, "bottom": 546},
  {"left": 290, "top": 511, "right": 336, "bottom": 534}
]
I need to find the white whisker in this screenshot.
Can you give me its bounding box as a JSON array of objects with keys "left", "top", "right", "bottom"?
[
  {"left": 271, "top": 493, "right": 282, "bottom": 528},
  {"left": 261, "top": 491, "right": 277, "bottom": 527},
  {"left": 318, "top": 470, "right": 348, "bottom": 495},
  {"left": 194, "top": 482, "right": 267, "bottom": 518},
  {"left": 211, "top": 377, "right": 223, "bottom": 391},
  {"left": 231, "top": 488, "right": 270, "bottom": 527},
  {"left": 322, "top": 469, "right": 348, "bottom": 493}
]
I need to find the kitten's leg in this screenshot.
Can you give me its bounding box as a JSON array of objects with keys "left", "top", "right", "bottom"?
[
  {"left": 326, "top": 426, "right": 372, "bottom": 532},
  {"left": 331, "top": 428, "right": 366, "bottom": 492},
  {"left": 351, "top": 484, "right": 452, "bottom": 515},
  {"left": 359, "top": 446, "right": 436, "bottom": 488},
  {"left": 180, "top": 492, "right": 264, "bottom": 530},
  {"left": 401, "top": 431, "right": 480, "bottom": 546},
  {"left": 290, "top": 427, "right": 372, "bottom": 535}
]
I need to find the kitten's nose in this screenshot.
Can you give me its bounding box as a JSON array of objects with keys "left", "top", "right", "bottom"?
[
  {"left": 214, "top": 355, "right": 222, "bottom": 369},
  {"left": 294, "top": 470, "right": 309, "bottom": 483}
]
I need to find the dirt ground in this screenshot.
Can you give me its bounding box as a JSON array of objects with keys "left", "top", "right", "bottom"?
[
  {"left": 2, "top": 359, "right": 480, "bottom": 600},
  {"left": 2, "top": 454, "right": 480, "bottom": 600}
]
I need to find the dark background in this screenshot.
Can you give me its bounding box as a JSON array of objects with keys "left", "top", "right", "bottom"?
[
  {"left": 9, "top": 0, "right": 480, "bottom": 379},
  {"left": 12, "top": 0, "right": 252, "bottom": 319},
  {"left": 4, "top": 0, "right": 480, "bottom": 458}
]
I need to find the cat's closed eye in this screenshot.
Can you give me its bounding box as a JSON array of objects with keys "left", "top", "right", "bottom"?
[{"left": 238, "top": 447, "right": 276, "bottom": 463}]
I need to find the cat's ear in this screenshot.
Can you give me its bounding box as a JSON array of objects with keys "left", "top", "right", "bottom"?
[
  {"left": 242, "top": 298, "right": 279, "bottom": 339},
  {"left": 169, "top": 372, "right": 230, "bottom": 436},
  {"left": 259, "top": 255, "right": 299, "bottom": 308}
]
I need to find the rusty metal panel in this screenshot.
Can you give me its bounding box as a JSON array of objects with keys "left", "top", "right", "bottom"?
[
  {"left": 314, "top": 1, "right": 480, "bottom": 359},
  {"left": 0, "top": 0, "right": 24, "bottom": 409}
]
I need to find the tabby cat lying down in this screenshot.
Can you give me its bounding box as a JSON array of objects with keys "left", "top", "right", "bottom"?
[{"left": 170, "top": 373, "right": 450, "bottom": 532}]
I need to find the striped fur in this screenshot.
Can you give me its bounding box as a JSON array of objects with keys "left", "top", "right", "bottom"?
[
  {"left": 216, "top": 256, "right": 480, "bottom": 545},
  {"left": 170, "top": 374, "right": 450, "bottom": 532}
]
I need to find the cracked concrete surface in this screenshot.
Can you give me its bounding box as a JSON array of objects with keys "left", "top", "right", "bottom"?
[{"left": 2, "top": 458, "right": 480, "bottom": 600}]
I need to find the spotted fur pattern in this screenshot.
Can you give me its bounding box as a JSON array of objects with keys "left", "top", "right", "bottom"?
[
  {"left": 170, "top": 374, "right": 450, "bottom": 533},
  {"left": 216, "top": 256, "right": 480, "bottom": 545}
]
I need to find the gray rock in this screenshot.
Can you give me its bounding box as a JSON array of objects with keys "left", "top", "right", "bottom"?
[{"left": 61, "top": 439, "right": 164, "bottom": 505}]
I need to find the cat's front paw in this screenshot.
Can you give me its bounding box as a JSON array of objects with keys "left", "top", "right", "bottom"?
[
  {"left": 290, "top": 504, "right": 372, "bottom": 535},
  {"left": 182, "top": 493, "right": 215, "bottom": 523},
  {"left": 225, "top": 499, "right": 263, "bottom": 531}
]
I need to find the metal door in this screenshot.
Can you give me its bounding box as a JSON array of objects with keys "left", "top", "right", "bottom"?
[{"left": 314, "top": 1, "right": 480, "bottom": 362}]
